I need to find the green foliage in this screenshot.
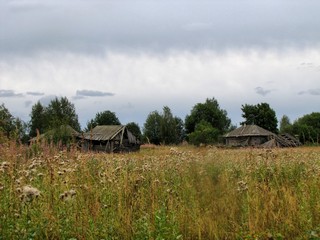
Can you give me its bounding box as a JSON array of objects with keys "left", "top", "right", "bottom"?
[
  {"left": 12, "top": 118, "right": 29, "bottom": 144},
  {"left": 126, "top": 122, "right": 142, "bottom": 140},
  {"left": 160, "top": 106, "right": 184, "bottom": 144},
  {"left": 29, "top": 101, "right": 46, "bottom": 138},
  {"left": 29, "top": 97, "right": 81, "bottom": 137},
  {"left": 279, "top": 115, "right": 292, "bottom": 134},
  {"left": 0, "top": 103, "right": 15, "bottom": 138},
  {"left": 28, "top": 97, "right": 80, "bottom": 145},
  {"left": 160, "top": 106, "right": 179, "bottom": 145},
  {"left": 44, "top": 125, "right": 78, "bottom": 147},
  {"left": 85, "top": 110, "right": 121, "bottom": 131},
  {"left": 153, "top": 206, "right": 182, "bottom": 240},
  {"left": 188, "top": 120, "right": 220, "bottom": 146},
  {"left": 143, "top": 106, "right": 185, "bottom": 145},
  {"left": 296, "top": 112, "right": 320, "bottom": 129},
  {"left": 45, "top": 97, "right": 81, "bottom": 132},
  {"left": 185, "top": 97, "right": 231, "bottom": 135},
  {"left": 174, "top": 116, "right": 185, "bottom": 144},
  {"left": 290, "top": 112, "right": 320, "bottom": 144},
  {"left": 241, "top": 102, "right": 278, "bottom": 133},
  {"left": 143, "top": 111, "right": 162, "bottom": 145},
  {"left": 0, "top": 103, "right": 28, "bottom": 143}
]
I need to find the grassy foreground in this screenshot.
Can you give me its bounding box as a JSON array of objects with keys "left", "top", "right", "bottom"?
[{"left": 1, "top": 143, "right": 320, "bottom": 239}]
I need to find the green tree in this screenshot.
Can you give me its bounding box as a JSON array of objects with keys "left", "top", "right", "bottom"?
[
  {"left": 188, "top": 120, "right": 220, "bottom": 146},
  {"left": 279, "top": 115, "right": 292, "bottom": 134},
  {"left": 0, "top": 103, "right": 15, "bottom": 138},
  {"left": 241, "top": 102, "right": 278, "bottom": 133},
  {"left": 13, "top": 118, "right": 29, "bottom": 143},
  {"left": 28, "top": 97, "right": 81, "bottom": 145},
  {"left": 0, "top": 103, "right": 28, "bottom": 143},
  {"left": 291, "top": 112, "right": 320, "bottom": 144},
  {"left": 160, "top": 106, "right": 177, "bottom": 144},
  {"left": 85, "top": 110, "right": 121, "bottom": 131},
  {"left": 185, "top": 97, "right": 231, "bottom": 136},
  {"left": 143, "top": 111, "right": 162, "bottom": 145},
  {"left": 126, "top": 122, "right": 142, "bottom": 140},
  {"left": 29, "top": 101, "right": 46, "bottom": 137},
  {"left": 174, "top": 116, "right": 185, "bottom": 144},
  {"left": 45, "top": 97, "right": 81, "bottom": 132},
  {"left": 143, "top": 107, "right": 185, "bottom": 145}
]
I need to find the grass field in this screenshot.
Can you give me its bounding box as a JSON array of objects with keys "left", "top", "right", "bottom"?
[{"left": 1, "top": 142, "right": 320, "bottom": 239}]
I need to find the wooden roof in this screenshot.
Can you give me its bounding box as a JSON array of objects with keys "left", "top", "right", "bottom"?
[
  {"left": 81, "top": 125, "right": 138, "bottom": 143},
  {"left": 224, "top": 125, "right": 275, "bottom": 138}
]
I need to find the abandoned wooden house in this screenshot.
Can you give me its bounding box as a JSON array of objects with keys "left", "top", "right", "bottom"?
[
  {"left": 224, "top": 124, "right": 275, "bottom": 147},
  {"left": 224, "top": 124, "right": 301, "bottom": 147},
  {"left": 79, "top": 125, "right": 140, "bottom": 153}
]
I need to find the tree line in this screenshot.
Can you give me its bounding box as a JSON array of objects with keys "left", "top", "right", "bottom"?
[{"left": 0, "top": 96, "right": 319, "bottom": 145}]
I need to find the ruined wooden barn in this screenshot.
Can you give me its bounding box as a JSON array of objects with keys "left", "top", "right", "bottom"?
[
  {"left": 224, "top": 124, "right": 301, "bottom": 147},
  {"left": 29, "top": 125, "right": 80, "bottom": 144},
  {"left": 79, "top": 125, "right": 140, "bottom": 153}
]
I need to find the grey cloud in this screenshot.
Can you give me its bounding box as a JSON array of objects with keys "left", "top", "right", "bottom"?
[
  {"left": 2, "top": 1, "right": 320, "bottom": 56},
  {"left": 309, "top": 89, "right": 320, "bottom": 96},
  {"left": 72, "top": 95, "right": 86, "bottom": 100},
  {"left": 26, "top": 91, "right": 44, "bottom": 96},
  {"left": 0, "top": 89, "right": 23, "bottom": 97},
  {"left": 76, "top": 90, "right": 115, "bottom": 97},
  {"left": 299, "top": 89, "right": 320, "bottom": 96},
  {"left": 8, "top": 1, "right": 53, "bottom": 12},
  {"left": 255, "top": 87, "right": 273, "bottom": 96}
]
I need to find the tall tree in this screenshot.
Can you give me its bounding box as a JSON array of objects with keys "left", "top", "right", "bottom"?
[
  {"left": 0, "top": 103, "right": 15, "bottom": 138},
  {"left": 174, "top": 116, "right": 185, "bottom": 144},
  {"left": 279, "top": 115, "right": 292, "bottom": 134},
  {"left": 0, "top": 103, "right": 28, "bottom": 142},
  {"left": 143, "top": 111, "right": 162, "bottom": 145},
  {"left": 241, "top": 102, "right": 278, "bottom": 133},
  {"left": 29, "top": 101, "right": 46, "bottom": 137},
  {"left": 143, "top": 107, "right": 185, "bottom": 145},
  {"left": 13, "top": 117, "right": 29, "bottom": 143},
  {"left": 45, "top": 97, "right": 81, "bottom": 132},
  {"left": 85, "top": 110, "right": 121, "bottom": 131},
  {"left": 160, "top": 106, "right": 177, "bottom": 144},
  {"left": 185, "top": 97, "right": 231, "bottom": 135},
  {"left": 126, "top": 122, "right": 142, "bottom": 140}
]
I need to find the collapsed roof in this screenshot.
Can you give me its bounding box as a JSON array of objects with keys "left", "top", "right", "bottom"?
[{"left": 224, "top": 125, "right": 302, "bottom": 148}]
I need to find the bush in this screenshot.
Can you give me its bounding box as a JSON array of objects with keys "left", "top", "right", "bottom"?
[{"left": 188, "top": 120, "right": 219, "bottom": 146}]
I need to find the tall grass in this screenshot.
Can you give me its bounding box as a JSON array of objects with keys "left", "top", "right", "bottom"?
[{"left": 1, "top": 141, "right": 320, "bottom": 239}]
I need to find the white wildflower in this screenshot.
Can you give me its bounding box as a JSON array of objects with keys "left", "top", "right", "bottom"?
[
  {"left": 21, "top": 185, "right": 41, "bottom": 202},
  {"left": 60, "top": 189, "right": 76, "bottom": 201}
]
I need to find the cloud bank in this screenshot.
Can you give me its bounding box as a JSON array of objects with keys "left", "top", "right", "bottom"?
[
  {"left": 75, "top": 90, "right": 115, "bottom": 98},
  {"left": 1, "top": 47, "right": 320, "bottom": 128},
  {"left": 1, "top": 1, "right": 320, "bottom": 55},
  {"left": 0, "top": 89, "right": 23, "bottom": 97},
  {"left": 1, "top": 1, "right": 320, "bottom": 129}
]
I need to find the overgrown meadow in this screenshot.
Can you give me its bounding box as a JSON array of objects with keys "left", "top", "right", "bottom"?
[{"left": 1, "top": 142, "right": 320, "bottom": 239}]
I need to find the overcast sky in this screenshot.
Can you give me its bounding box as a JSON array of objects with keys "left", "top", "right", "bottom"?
[{"left": 1, "top": 0, "right": 320, "bottom": 130}]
